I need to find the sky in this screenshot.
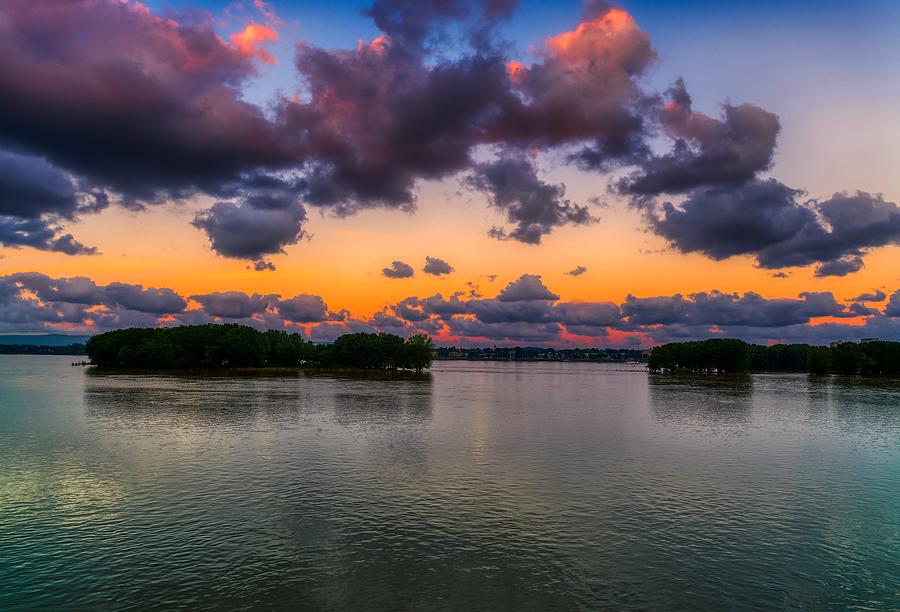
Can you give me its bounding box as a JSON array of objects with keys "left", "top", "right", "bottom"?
[{"left": 1, "top": 0, "right": 899, "bottom": 347}]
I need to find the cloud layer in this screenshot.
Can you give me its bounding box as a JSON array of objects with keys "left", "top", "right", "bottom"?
[
  {"left": 8, "top": 271, "right": 898, "bottom": 348},
  {"left": 642, "top": 181, "right": 900, "bottom": 276},
  {"left": 0, "top": 0, "right": 894, "bottom": 277}
]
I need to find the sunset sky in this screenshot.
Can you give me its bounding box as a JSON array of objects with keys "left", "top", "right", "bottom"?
[{"left": 2, "top": 0, "right": 899, "bottom": 346}]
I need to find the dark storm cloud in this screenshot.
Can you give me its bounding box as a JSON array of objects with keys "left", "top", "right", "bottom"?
[
  {"left": 814, "top": 256, "right": 864, "bottom": 278},
  {"left": 467, "top": 151, "right": 595, "bottom": 244},
  {"left": 0, "top": 273, "right": 193, "bottom": 332},
  {"left": 3, "top": 271, "right": 900, "bottom": 344},
  {"left": 277, "top": 1, "right": 665, "bottom": 217},
  {"left": 0, "top": 272, "right": 335, "bottom": 335},
  {"left": 553, "top": 301, "right": 621, "bottom": 327},
  {"left": 0, "top": 0, "right": 520, "bottom": 236},
  {"left": 566, "top": 265, "right": 588, "bottom": 277},
  {"left": 622, "top": 78, "right": 898, "bottom": 276},
  {"left": 423, "top": 256, "right": 454, "bottom": 276},
  {"left": 887, "top": 292, "right": 900, "bottom": 318},
  {"left": 852, "top": 290, "right": 887, "bottom": 303},
  {"left": 392, "top": 297, "right": 429, "bottom": 321},
  {"left": 467, "top": 299, "right": 555, "bottom": 323},
  {"left": 7, "top": 273, "right": 185, "bottom": 314},
  {"left": 277, "top": 294, "right": 329, "bottom": 323},
  {"left": 420, "top": 293, "right": 470, "bottom": 317},
  {"left": 496, "top": 274, "right": 559, "bottom": 301},
  {"left": 756, "top": 192, "right": 900, "bottom": 271},
  {"left": 369, "top": 311, "right": 408, "bottom": 329},
  {"left": 643, "top": 181, "right": 900, "bottom": 275},
  {"left": 284, "top": 40, "right": 512, "bottom": 214},
  {"left": 192, "top": 178, "right": 308, "bottom": 262},
  {"left": 644, "top": 180, "right": 812, "bottom": 260},
  {"left": 383, "top": 261, "right": 415, "bottom": 279},
  {"left": 492, "top": 7, "right": 657, "bottom": 166},
  {"left": 103, "top": 283, "right": 187, "bottom": 314},
  {"left": 0, "top": 150, "right": 97, "bottom": 219},
  {"left": 391, "top": 293, "right": 469, "bottom": 320},
  {"left": 848, "top": 302, "right": 879, "bottom": 317},
  {"left": 0, "top": 218, "right": 97, "bottom": 255},
  {"left": 451, "top": 295, "right": 622, "bottom": 329},
  {"left": 50, "top": 234, "right": 98, "bottom": 256},
  {"left": 620, "top": 79, "right": 780, "bottom": 196},
  {"left": 621, "top": 290, "right": 848, "bottom": 328},
  {"left": 192, "top": 201, "right": 306, "bottom": 261},
  {"left": 446, "top": 318, "right": 564, "bottom": 342},
  {"left": 7, "top": 273, "right": 104, "bottom": 304},
  {"left": 0, "top": 150, "right": 104, "bottom": 253},
  {"left": 1, "top": 0, "right": 896, "bottom": 281},
  {"left": 0, "top": 0, "right": 293, "bottom": 203},
  {"left": 252, "top": 260, "right": 277, "bottom": 272},
  {"left": 190, "top": 292, "right": 273, "bottom": 319}
]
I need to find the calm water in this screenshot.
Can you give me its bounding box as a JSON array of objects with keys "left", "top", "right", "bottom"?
[{"left": 1, "top": 356, "right": 899, "bottom": 610}]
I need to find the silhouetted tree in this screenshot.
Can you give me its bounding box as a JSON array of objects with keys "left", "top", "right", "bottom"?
[
  {"left": 404, "top": 334, "right": 434, "bottom": 373},
  {"left": 650, "top": 338, "right": 900, "bottom": 377},
  {"left": 85, "top": 324, "right": 433, "bottom": 372},
  {"left": 807, "top": 346, "right": 832, "bottom": 375}
]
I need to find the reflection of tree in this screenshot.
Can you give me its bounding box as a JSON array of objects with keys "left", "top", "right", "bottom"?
[
  {"left": 331, "top": 386, "right": 432, "bottom": 426},
  {"left": 648, "top": 374, "right": 753, "bottom": 426},
  {"left": 83, "top": 369, "right": 433, "bottom": 432}
]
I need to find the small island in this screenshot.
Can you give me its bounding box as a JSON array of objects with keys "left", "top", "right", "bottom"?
[
  {"left": 648, "top": 338, "right": 900, "bottom": 376},
  {"left": 85, "top": 325, "right": 434, "bottom": 373}
]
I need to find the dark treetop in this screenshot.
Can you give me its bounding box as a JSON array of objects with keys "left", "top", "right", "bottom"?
[
  {"left": 85, "top": 325, "right": 434, "bottom": 373},
  {"left": 648, "top": 338, "right": 900, "bottom": 376}
]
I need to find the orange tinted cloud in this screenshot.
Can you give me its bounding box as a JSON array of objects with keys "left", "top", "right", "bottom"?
[
  {"left": 368, "top": 34, "right": 390, "bottom": 55},
  {"left": 506, "top": 60, "right": 526, "bottom": 84},
  {"left": 231, "top": 22, "right": 278, "bottom": 65},
  {"left": 545, "top": 8, "right": 636, "bottom": 56}
]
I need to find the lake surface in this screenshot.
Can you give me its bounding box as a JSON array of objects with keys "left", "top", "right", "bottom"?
[{"left": 1, "top": 356, "right": 899, "bottom": 610}]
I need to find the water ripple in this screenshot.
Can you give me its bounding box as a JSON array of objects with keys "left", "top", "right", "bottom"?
[{"left": 1, "top": 357, "right": 899, "bottom": 610}]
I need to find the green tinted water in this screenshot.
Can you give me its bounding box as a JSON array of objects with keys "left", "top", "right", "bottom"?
[{"left": 1, "top": 356, "right": 898, "bottom": 610}]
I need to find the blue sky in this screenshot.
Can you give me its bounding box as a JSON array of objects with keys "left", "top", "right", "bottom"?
[
  {"left": 3, "top": 0, "right": 900, "bottom": 344},
  {"left": 143, "top": 0, "right": 899, "bottom": 196}
]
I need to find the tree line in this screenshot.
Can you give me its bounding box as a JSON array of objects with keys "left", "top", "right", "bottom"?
[
  {"left": 0, "top": 343, "right": 86, "bottom": 355},
  {"left": 85, "top": 325, "right": 434, "bottom": 372},
  {"left": 647, "top": 338, "right": 900, "bottom": 375},
  {"left": 434, "top": 346, "right": 645, "bottom": 361}
]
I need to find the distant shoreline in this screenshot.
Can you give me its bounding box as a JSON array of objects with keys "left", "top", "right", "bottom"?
[
  {"left": 434, "top": 357, "right": 644, "bottom": 363},
  {"left": 0, "top": 343, "right": 86, "bottom": 356}
]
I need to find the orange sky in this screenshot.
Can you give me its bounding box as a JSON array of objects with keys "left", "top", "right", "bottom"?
[
  {"left": 5, "top": 173, "right": 898, "bottom": 317},
  {"left": 2, "top": 0, "right": 899, "bottom": 324}
]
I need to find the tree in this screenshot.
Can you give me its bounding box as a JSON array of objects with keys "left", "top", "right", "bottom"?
[
  {"left": 85, "top": 324, "right": 435, "bottom": 371},
  {"left": 807, "top": 346, "right": 832, "bottom": 375},
  {"left": 405, "top": 334, "right": 434, "bottom": 373},
  {"left": 218, "top": 326, "right": 269, "bottom": 367}
]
